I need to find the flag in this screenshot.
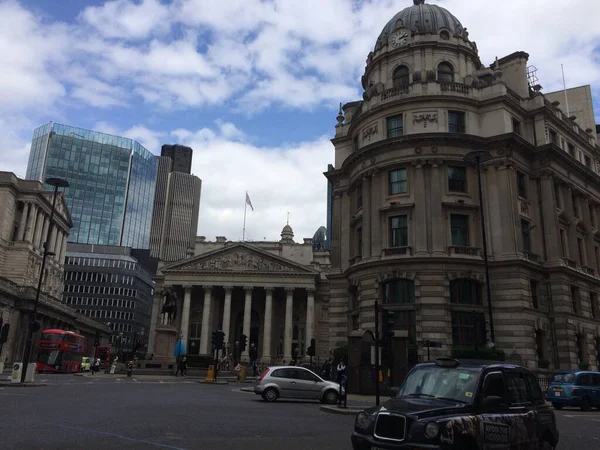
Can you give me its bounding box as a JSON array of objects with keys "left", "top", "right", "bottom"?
[{"left": 246, "top": 192, "right": 254, "bottom": 211}]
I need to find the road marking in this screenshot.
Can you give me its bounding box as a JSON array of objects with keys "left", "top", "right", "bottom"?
[{"left": 42, "top": 423, "right": 188, "bottom": 449}]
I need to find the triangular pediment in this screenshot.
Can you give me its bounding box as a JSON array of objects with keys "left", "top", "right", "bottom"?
[
  {"left": 162, "top": 243, "right": 318, "bottom": 275},
  {"left": 41, "top": 192, "right": 72, "bottom": 226}
]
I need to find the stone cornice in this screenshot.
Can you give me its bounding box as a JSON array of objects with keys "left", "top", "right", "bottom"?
[{"left": 533, "top": 145, "right": 600, "bottom": 191}]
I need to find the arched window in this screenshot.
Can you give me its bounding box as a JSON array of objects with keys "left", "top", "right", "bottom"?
[
  {"left": 393, "top": 66, "right": 410, "bottom": 87},
  {"left": 437, "top": 62, "right": 454, "bottom": 83},
  {"left": 450, "top": 279, "right": 482, "bottom": 305},
  {"left": 383, "top": 279, "right": 415, "bottom": 305}
]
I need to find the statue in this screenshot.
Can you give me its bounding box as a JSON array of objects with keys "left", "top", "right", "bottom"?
[{"left": 161, "top": 288, "right": 178, "bottom": 326}]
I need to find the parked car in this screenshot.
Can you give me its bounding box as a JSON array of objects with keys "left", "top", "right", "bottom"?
[
  {"left": 254, "top": 366, "right": 341, "bottom": 403},
  {"left": 351, "top": 358, "right": 559, "bottom": 450},
  {"left": 546, "top": 370, "right": 600, "bottom": 411}
]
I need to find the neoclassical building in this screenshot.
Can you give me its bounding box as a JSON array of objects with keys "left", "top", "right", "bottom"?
[
  {"left": 0, "top": 172, "right": 111, "bottom": 365},
  {"left": 325, "top": 0, "right": 600, "bottom": 372},
  {"left": 148, "top": 225, "right": 331, "bottom": 365}
]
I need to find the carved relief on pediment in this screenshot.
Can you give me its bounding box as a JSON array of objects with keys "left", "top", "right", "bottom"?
[{"left": 174, "top": 250, "right": 299, "bottom": 273}]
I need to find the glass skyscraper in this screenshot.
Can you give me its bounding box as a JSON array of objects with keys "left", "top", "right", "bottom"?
[{"left": 26, "top": 123, "right": 158, "bottom": 249}]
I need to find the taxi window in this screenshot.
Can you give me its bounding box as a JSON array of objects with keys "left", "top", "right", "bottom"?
[
  {"left": 506, "top": 373, "right": 529, "bottom": 405},
  {"left": 576, "top": 374, "right": 591, "bottom": 386},
  {"left": 551, "top": 373, "right": 575, "bottom": 384},
  {"left": 593, "top": 374, "right": 600, "bottom": 386},
  {"left": 524, "top": 373, "right": 543, "bottom": 403}
]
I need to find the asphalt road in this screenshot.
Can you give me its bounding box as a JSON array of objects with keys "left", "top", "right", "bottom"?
[{"left": 0, "top": 374, "right": 599, "bottom": 449}]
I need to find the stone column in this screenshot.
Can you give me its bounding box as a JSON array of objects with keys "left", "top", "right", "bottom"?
[
  {"left": 147, "top": 289, "right": 163, "bottom": 355},
  {"left": 199, "top": 286, "right": 212, "bottom": 355},
  {"left": 413, "top": 162, "right": 428, "bottom": 255},
  {"left": 304, "top": 289, "right": 315, "bottom": 359},
  {"left": 581, "top": 197, "right": 596, "bottom": 271},
  {"left": 33, "top": 210, "right": 44, "bottom": 248},
  {"left": 24, "top": 204, "right": 37, "bottom": 243},
  {"left": 48, "top": 225, "right": 57, "bottom": 256},
  {"left": 52, "top": 231, "right": 62, "bottom": 261},
  {"left": 430, "top": 162, "right": 445, "bottom": 255},
  {"left": 284, "top": 287, "right": 294, "bottom": 362},
  {"left": 540, "top": 175, "right": 561, "bottom": 262},
  {"left": 261, "top": 287, "right": 273, "bottom": 363},
  {"left": 40, "top": 215, "right": 50, "bottom": 251},
  {"left": 242, "top": 286, "right": 253, "bottom": 360},
  {"left": 222, "top": 286, "right": 233, "bottom": 344},
  {"left": 19, "top": 202, "right": 30, "bottom": 241},
  {"left": 370, "top": 171, "right": 382, "bottom": 257},
  {"left": 59, "top": 234, "right": 68, "bottom": 264},
  {"left": 564, "top": 189, "right": 579, "bottom": 262},
  {"left": 361, "top": 174, "right": 372, "bottom": 259},
  {"left": 180, "top": 287, "right": 193, "bottom": 352}
]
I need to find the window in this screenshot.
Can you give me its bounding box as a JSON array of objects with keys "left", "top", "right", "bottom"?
[
  {"left": 437, "top": 62, "right": 454, "bottom": 82},
  {"left": 512, "top": 118, "right": 521, "bottom": 135},
  {"left": 549, "top": 129, "right": 557, "bottom": 144},
  {"left": 389, "top": 169, "right": 408, "bottom": 194},
  {"left": 387, "top": 115, "right": 404, "bottom": 138},
  {"left": 577, "top": 237, "right": 586, "bottom": 265},
  {"left": 572, "top": 195, "right": 579, "bottom": 218},
  {"left": 392, "top": 66, "right": 409, "bottom": 87},
  {"left": 535, "top": 330, "right": 545, "bottom": 360},
  {"left": 450, "top": 279, "right": 482, "bottom": 305},
  {"left": 357, "top": 227, "right": 362, "bottom": 257},
  {"left": 516, "top": 171, "right": 527, "bottom": 199},
  {"left": 448, "top": 111, "right": 466, "bottom": 133},
  {"left": 390, "top": 215, "right": 408, "bottom": 247},
  {"left": 450, "top": 214, "right": 469, "bottom": 246},
  {"left": 577, "top": 334, "right": 586, "bottom": 362},
  {"left": 505, "top": 373, "right": 529, "bottom": 405},
  {"left": 447, "top": 166, "right": 466, "bottom": 192},
  {"left": 390, "top": 310, "right": 416, "bottom": 344},
  {"left": 571, "top": 286, "right": 581, "bottom": 313},
  {"left": 567, "top": 143, "right": 575, "bottom": 157},
  {"left": 383, "top": 279, "right": 415, "bottom": 304},
  {"left": 530, "top": 279, "right": 539, "bottom": 309},
  {"left": 554, "top": 183, "right": 562, "bottom": 209},
  {"left": 585, "top": 155, "right": 592, "bottom": 169},
  {"left": 559, "top": 229, "right": 567, "bottom": 258},
  {"left": 451, "top": 312, "right": 486, "bottom": 347},
  {"left": 521, "top": 220, "right": 531, "bottom": 253},
  {"left": 357, "top": 184, "right": 363, "bottom": 210}
]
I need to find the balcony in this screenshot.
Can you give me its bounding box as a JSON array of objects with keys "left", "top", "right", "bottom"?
[
  {"left": 448, "top": 246, "right": 481, "bottom": 257},
  {"left": 383, "top": 247, "right": 413, "bottom": 257},
  {"left": 439, "top": 82, "right": 471, "bottom": 95}
]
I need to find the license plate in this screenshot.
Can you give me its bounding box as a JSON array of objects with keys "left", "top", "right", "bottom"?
[{"left": 554, "top": 392, "right": 561, "bottom": 396}]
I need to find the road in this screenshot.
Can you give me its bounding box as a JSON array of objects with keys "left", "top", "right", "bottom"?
[{"left": 0, "top": 374, "right": 599, "bottom": 449}]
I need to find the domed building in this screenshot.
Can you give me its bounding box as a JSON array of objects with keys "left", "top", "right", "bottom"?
[{"left": 326, "top": 0, "right": 600, "bottom": 372}]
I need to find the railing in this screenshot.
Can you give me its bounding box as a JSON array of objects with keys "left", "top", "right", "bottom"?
[
  {"left": 538, "top": 376, "right": 550, "bottom": 392},
  {"left": 380, "top": 85, "right": 409, "bottom": 101},
  {"left": 383, "top": 247, "right": 413, "bottom": 257},
  {"left": 564, "top": 258, "right": 578, "bottom": 269},
  {"left": 584, "top": 266, "right": 596, "bottom": 276},
  {"left": 448, "top": 246, "right": 481, "bottom": 257},
  {"left": 440, "top": 82, "right": 470, "bottom": 94}
]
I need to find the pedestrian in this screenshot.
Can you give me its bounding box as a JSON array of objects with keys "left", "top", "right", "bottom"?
[
  {"left": 252, "top": 361, "right": 257, "bottom": 377},
  {"left": 92, "top": 357, "right": 100, "bottom": 374},
  {"left": 181, "top": 357, "right": 187, "bottom": 377},
  {"left": 337, "top": 359, "right": 347, "bottom": 405},
  {"left": 234, "top": 361, "right": 241, "bottom": 382},
  {"left": 127, "top": 360, "right": 133, "bottom": 378},
  {"left": 175, "top": 357, "right": 183, "bottom": 377}
]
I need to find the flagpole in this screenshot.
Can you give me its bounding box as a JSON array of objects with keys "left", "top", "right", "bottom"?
[{"left": 243, "top": 191, "right": 248, "bottom": 242}]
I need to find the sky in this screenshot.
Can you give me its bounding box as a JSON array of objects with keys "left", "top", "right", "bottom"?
[{"left": 1, "top": 0, "right": 600, "bottom": 243}]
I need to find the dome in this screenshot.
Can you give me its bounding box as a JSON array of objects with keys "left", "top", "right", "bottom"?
[
  {"left": 375, "top": 0, "right": 465, "bottom": 49},
  {"left": 282, "top": 224, "right": 293, "bottom": 234},
  {"left": 280, "top": 223, "right": 294, "bottom": 243}
]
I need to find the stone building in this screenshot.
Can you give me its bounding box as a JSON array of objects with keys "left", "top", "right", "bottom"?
[
  {"left": 147, "top": 224, "right": 331, "bottom": 366},
  {"left": 0, "top": 172, "right": 111, "bottom": 365},
  {"left": 325, "top": 0, "right": 600, "bottom": 372}
]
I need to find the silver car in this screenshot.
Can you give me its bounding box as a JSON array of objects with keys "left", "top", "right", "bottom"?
[{"left": 254, "top": 366, "right": 341, "bottom": 404}]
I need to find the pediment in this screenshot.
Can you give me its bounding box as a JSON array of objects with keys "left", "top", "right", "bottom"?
[
  {"left": 41, "top": 192, "right": 72, "bottom": 226},
  {"left": 162, "top": 243, "right": 318, "bottom": 275}
]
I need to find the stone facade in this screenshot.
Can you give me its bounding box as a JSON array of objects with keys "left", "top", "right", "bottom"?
[
  {"left": 0, "top": 172, "right": 111, "bottom": 364},
  {"left": 148, "top": 225, "right": 331, "bottom": 365},
  {"left": 325, "top": 1, "right": 600, "bottom": 373}
]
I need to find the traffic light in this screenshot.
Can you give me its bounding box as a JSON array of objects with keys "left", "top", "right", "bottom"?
[
  {"left": 211, "top": 331, "right": 218, "bottom": 349},
  {"left": 307, "top": 338, "right": 316, "bottom": 357},
  {"left": 215, "top": 330, "right": 225, "bottom": 350},
  {"left": 240, "top": 334, "right": 247, "bottom": 352}
]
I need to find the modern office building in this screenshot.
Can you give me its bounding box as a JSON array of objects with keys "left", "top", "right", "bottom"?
[
  {"left": 26, "top": 123, "right": 158, "bottom": 249},
  {"left": 149, "top": 153, "right": 202, "bottom": 262},
  {"left": 63, "top": 244, "right": 154, "bottom": 354},
  {"left": 0, "top": 172, "right": 111, "bottom": 365},
  {"left": 325, "top": 0, "right": 600, "bottom": 372},
  {"left": 161, "top": 144, "right": 193, "bottom": 174}
]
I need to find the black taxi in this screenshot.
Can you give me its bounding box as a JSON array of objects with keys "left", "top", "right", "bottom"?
[{"left": 351, "top": 358, "right": 559, "bottom": 450}]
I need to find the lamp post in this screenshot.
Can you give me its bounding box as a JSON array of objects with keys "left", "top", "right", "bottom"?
[
  {"left": 20, "top": 177, "right": 69, "bottom": 383},
  {"left": 463, "top": 151, "right": 495, "bottom": 346}
]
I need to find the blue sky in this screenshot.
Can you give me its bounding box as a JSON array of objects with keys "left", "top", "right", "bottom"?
[{"left": 1, "top": 0, "right": 599, "bottom": 242}]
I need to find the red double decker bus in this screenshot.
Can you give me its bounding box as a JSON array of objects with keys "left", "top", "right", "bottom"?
[
  {"left": 95, "top": 345, "right": 111, "bottom": 366},
  {"left": 36, "top": 329, "right": 88, "bottom": 373}
]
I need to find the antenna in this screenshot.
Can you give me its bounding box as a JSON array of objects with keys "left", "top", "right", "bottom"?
[
  {"left": 287, "top": 212, "right": 290, "bottom": 225},
  {"left": 561, "top": 64, "right": 570, "bottom": 116},
  {"left": 526, "top": 65, "right": 539, "bottom": 90}
]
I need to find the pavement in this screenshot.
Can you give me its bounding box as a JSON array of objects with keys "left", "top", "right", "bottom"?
[{"left": 0, "top": 373, "right": 599, "bottom": 449}]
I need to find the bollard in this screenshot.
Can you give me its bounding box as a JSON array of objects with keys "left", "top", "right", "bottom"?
[
  {"left": 239, "top": 365, "right": 247, "bottom": 382},
  {"left": 205, "top": 365, "right": 215, "bottom": 382}
]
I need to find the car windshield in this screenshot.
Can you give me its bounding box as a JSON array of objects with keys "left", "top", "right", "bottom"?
[
  {"left": 550, "top": 373, "right": 575, "bottom": 384},
  {"left": 397, "top": 365, "right": 481, "bottom": 404}
]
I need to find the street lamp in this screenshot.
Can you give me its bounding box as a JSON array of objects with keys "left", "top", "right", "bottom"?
[
  {"left": 463, "top": 150, "right": 495, "bottom": 346},
  {"left": 20, "top": 177, "right": 69, "bottom": 383}
]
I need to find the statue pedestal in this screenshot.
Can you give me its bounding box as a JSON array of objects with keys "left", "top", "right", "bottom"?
[{"left": 143, "top": 325, "right": 179, "bottom": 370}]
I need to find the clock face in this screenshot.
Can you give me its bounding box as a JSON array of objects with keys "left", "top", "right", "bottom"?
[{"left": 391, "top": 31, "right": 408, "bottom": 48}]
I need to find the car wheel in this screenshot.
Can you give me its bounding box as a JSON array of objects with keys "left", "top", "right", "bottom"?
[
  {"left": 580, "top": 397, "right": 592, "bottom": 412},
  {"left": 551, "top": 403, "right": 563, "bottom": 410},
  {"left": 324, "top": 390, "right": 338, "bottom": 405},
  {"left": 262, "top": 388, "right": 278, "bottom": 402}
]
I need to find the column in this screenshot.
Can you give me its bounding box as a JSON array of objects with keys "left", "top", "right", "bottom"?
[
  {"left": 18, "top": 202, "right": 30, "bottom": 241},
  {"left": 361, "top": 175, "right": 372, "bottom": 259},
  {"left": 430, "top": 162, "right": 445, "bottom": 255},
  {"left": 59, "top": 234, "right": 68, "bottom": 264},
  {"left": 40, "top": 215, "right": 50, "bottom": 250},
  {"left": 24, "top": 204, "right": 37, "bottom": 243},
  {"left": 199, "top": 286, "right": 212, "bottom": 355},
  {"left": 564, "top": 189, "right": 579, "bottom": 263},
  {"left": 180, "top": 287, "right": 192, "bottom": 351},
  {"left": 50, "top": 228, "right": 60, "bottom": 257},
  {"left": 370, "top": 171, "right": 383, "bottom": 257},
  {"left": 261, "top": 287, "right": 273, "bottom": 363},
  {"left": 222, "top": 286, "right": 233, "bottom": 344},
  {"left": 540, "top": 175, "right": 561, "bottom": 262},
  {"left": 241, "top": 286, "right": 253, "bottom": 360},
  {"left": 581, "top": 197, "right": 596, "bottom": 271},
  {"left": 48, "top": 225, "right": 57, "bottom": 255},
  {"left": 304, "top": 289, "right": 315, "bottom": 360},
  {"left": 146, "top": 289, "right": 163, "bottom": 356},
  {"left": 413, "top": 163, "right": 428, "bottom": 255},
  {"left": 33, "top": 210, "right": 44, "bottom": 248},
  {"left": 283, "top": 287, "right": 294, "bottom": 362}
]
